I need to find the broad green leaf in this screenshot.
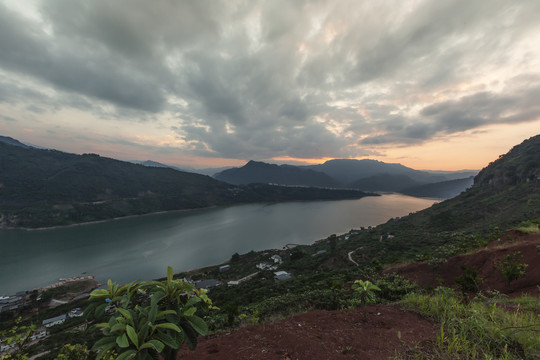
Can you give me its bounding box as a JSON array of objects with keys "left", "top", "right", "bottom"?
[
  {"left": 156, "top": 309, "right": 176, "bottom": 319},
  {"left": 116, "top": 349, "right": 137, "bottom": 360},
  {"left": 140, "top": 339, "right": 165, "bottom": 353},
  {"left": 155, "top": 323, "right": 181, "bottom": 333},
  {"left": 126, "top": 325, "right": 139, "bottom": 348},
  {"left": 187, "top": 315, "right": 208, "bottom": 336},
  {"left": 116, "top": 333, "right": 129, "bottom": 348},
  {"left": 155, "top": 331, "right": 181, "bottom": 349},
  {"left": 90, "top": 289, "right": 110, "bottom": 298},
  {"left": 91, "top": 336, "right": 116, "bottom": 351},
  {"left": 183, "top": 307, "right": 196, "bottom": 317},
  {"left": 95, "top": 303, "right": 107, "bottom": 317},
  {"left": 139, "top": 321, "right": 150, "bottom": 342},
  {"left": 151, "top": 291, "right": 166, "bottom": 307},
  {"left": 184, "top": 296, "right": 201, "bottom": 308},
  {"left": 117, "top": 308, "right": 133, "bottom": 322},
  {"left": 110, "top": 322, "right": 126, "bottom": 333}
]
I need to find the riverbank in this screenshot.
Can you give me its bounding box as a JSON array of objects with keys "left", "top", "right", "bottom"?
[{"left": 0, "top": 205, "right": 220, "bottom": 231}]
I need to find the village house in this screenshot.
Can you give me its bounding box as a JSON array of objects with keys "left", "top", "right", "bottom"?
[
  {"left": 274, "top": 271, "right": 292, "bottom": 281},
  {"left": 194, "top": 279, "right": 220, "bottom": 290},
  {"left": 42, "top": 314, "right": 67, "bottom": 328}
]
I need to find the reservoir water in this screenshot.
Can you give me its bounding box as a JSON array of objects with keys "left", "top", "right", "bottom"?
[{"left": 0, "top": 194, "right": 436, "bottom": 294}]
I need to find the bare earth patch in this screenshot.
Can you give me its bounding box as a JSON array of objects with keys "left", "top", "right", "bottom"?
[
  {"left": 177, "top": 305, "right": 436, "bottom": 360},
  {"left": 387, "top": 231, "right": 540, "bottom": 296}
]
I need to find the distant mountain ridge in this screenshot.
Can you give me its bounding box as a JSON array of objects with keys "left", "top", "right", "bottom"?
[
  {"left": 214, "top": 158, "right": 478, "bottom": 196},
  {"left": 0, "top": 139, "right": 374, "bottom": 228},
  {"left": 215, "top": 160, "right": 340, "bottom": 188},
  {"left": 0, "top": 136, "right": 30, "bottom": 148}
]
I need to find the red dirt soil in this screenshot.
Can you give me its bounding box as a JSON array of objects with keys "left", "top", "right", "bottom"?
[
  {"left": 177, "top": 305, "right": 435, "bottom": 360},
  {"left": 387, "top": 230, "right": 540, "bottom": 296}
]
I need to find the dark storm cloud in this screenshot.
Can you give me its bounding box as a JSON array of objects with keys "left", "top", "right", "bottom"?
[
  {"left": 360, "top": 78, "right": 540, "bottom": 145},
  {"left": 1, "top": 0, "right": 540, "bottom": 160},
  {"left": 0, "top": 2, "right": 166, "bottom": 112}
]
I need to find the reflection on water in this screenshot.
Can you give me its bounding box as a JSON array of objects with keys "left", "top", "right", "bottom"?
[{"left": 0, "top": 194, "right": 436, "bottom": 294}]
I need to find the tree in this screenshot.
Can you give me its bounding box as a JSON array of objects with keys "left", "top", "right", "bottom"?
[
  {"left": 0, "top": 317, "right": 36, "bottom": 360},
  {"left": 454, "top": 265, "right": 483, "bottom": 293},
  {"left": 352, "top": 280, "right": 380, "bottom": 306},
  {"left": 55, "top": 344, "right": 89, "bottom": 360},
  {"left": 88, "top": 266, "right": 216, "bottom": 360},
  {"left": 496, "top": 251, "right": 528, "bottom": 285},
  {"left": 352, "top": 280, "right": 381, "bottom": 321}
]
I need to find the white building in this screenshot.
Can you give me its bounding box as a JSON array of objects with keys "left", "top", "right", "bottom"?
[{"left": 43, "top": 314, "right": 67, "bottom": 328}]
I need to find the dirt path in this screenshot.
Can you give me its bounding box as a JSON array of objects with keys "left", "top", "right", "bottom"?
[{"left": 347, "top": 247, "right": 362, "bottom": 266}]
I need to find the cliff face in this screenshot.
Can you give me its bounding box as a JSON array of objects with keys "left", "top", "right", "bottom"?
[{"left": 474, "top": 135, "right": 540, "bottom": 188}]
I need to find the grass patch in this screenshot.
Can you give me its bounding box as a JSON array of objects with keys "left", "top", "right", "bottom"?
[
  {"left": 516, "top": 219, "right": 540, "bottom": 234},
  {"left": 398, "top": 287, "right": 540, "bottom": 359}
]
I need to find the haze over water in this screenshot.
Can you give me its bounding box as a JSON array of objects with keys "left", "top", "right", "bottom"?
[{"left": 0, "top": 194, "right": 436, "bottom": 295}]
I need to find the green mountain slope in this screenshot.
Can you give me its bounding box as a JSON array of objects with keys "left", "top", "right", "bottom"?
[
  {"left": 0, "top": 142, "right": 374, "bottom": 228},
  {"left": 400, "top": 176, "right": 474, "bottom": 199},
  {"left": 345, "top": 134, "right": 540, "bottom": 264}
]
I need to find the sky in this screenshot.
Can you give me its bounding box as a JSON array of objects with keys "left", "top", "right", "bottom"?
[{"left": 0, "top": 0, "right": 539, "bottom": 171}]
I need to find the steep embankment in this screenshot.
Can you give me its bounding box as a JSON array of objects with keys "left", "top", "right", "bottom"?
[{"left": 388, "top": 230, "right": 540, "bottom": 296}]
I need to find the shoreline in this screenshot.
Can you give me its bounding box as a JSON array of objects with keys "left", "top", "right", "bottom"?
[
  {"left": 1, "top": 205, "right": 220, "bottom": 232},
  {"left": 1, "top": 193, "right": 380, "bottom": 232}
]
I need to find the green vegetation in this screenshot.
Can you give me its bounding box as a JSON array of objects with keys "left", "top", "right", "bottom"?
[
  {"left": 496, "top": 252, "right": 529, "bottom": 285},
  {"left": 0, "top": 317, "right": 36, "bottom": 359},
  {"left": 517, "top": 219, "right": 540, "bottom": 234},
  {"left": 87, "top": 267, "right": 214, "bottom": 360},
  {"left": 0, "top": 142, "right": 374, "bottom": 228},
  {"left": 454, "top": 265, "right": 483, "bottom": 293},
  {"left": 399, "top": 288, "right": 540, "bottom": 359}
]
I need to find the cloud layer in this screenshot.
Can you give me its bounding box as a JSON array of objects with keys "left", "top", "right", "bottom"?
[{"left": 1, "top": 0, "right": 539, "bottom": 162}]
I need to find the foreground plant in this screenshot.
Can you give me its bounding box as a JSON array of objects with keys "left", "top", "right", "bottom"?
[
  {"left": 87, "top": 266, "right": 215, "bottom": 360},
  {"left": 352, "top": 280, "right": 381, "bottom": 306}
]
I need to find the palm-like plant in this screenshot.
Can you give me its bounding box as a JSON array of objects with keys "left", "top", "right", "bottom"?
[{"left": 352, "top": 280, "right": 381, "bottom": 320}]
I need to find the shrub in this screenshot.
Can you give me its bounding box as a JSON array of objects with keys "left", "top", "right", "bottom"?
[
  {"left": 87, "top": 267, "right": 215, "bottom": 360},
  {"left": 454, "top": 265, "right": 483, "bottom": 293},
  {"left": 496, "top": 251, "right": 529, "bottom": 284}
]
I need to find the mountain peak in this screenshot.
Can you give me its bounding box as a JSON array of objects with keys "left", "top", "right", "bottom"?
[{"left": 474, "top": 134, "right": 540, "bottom": 187}]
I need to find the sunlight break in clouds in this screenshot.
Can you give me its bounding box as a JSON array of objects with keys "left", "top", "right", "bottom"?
[{"left": 0, "top": 0, "right": 539, "bottom": 170}]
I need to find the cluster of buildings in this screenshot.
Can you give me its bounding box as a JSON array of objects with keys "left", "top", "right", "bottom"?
[
  {"left": 189, "top": 253, "right": 294, "bottom": 292},
  {"left": 0, "top": 308, "right": 84, "bottom": 355},
  {"left": 0, "top": 292, "right": 26, "bottom": 313}
]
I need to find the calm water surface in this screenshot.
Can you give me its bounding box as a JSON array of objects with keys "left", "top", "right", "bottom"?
[{"left": 0, "top": 194, "right": 436, "bottom": 294}]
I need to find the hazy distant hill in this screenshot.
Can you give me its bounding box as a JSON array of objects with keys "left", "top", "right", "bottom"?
[
  {"left": 348, "top": 173, "right": 422, "bottom": 192},
  {"left": 215, "top": 158, "right": 476, "bottom": 195},
  {"left": 132, "top": 160, "right": 186, "bottom": 172},
  {"left": 399, "top": 176, "right": 474, "bottom": 199},
  {"left": 305, "top": 159, "right": 448, "bottom": 184},
  {"left": 0, "top": 141, "right": 373, "bottom": 228},
  {"left": 215, "top": 160, "right": 340, "bottom": 188},
  {"left": 384, "top": 134, "right": 540, "bottom": 233}
]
